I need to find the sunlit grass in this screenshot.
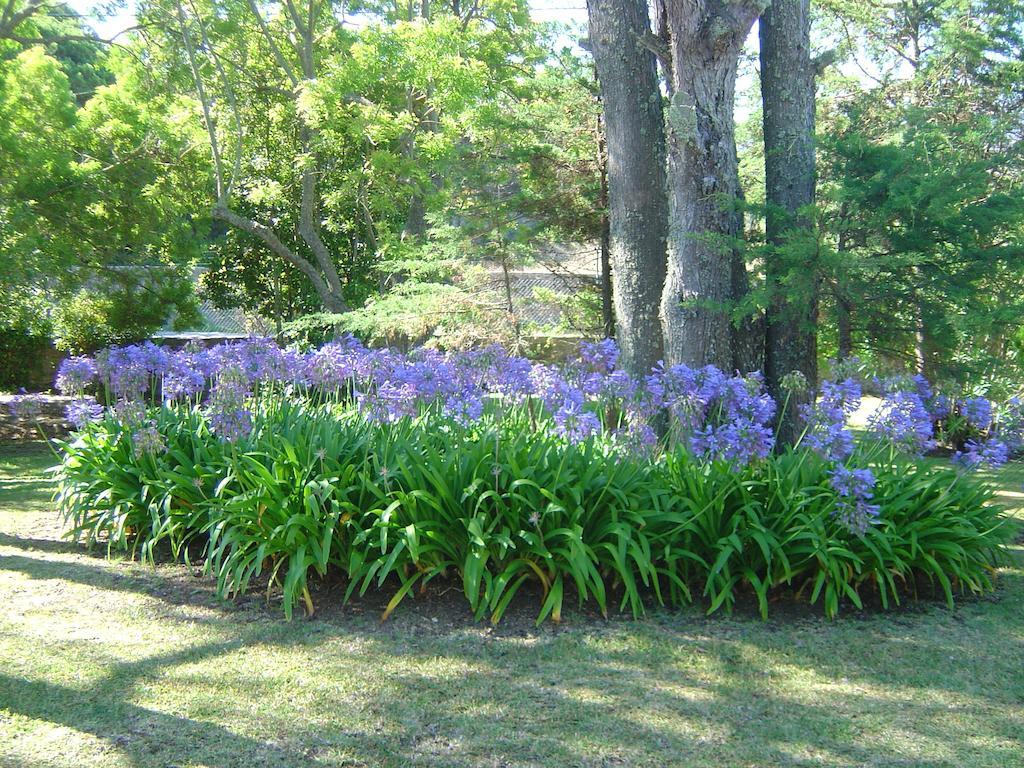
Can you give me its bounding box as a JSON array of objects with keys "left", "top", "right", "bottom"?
[{"left": 1, "top": 441, "right": 1022, "bottom": 767}]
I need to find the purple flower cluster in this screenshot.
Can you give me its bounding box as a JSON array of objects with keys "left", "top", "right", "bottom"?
[
  {"left": 953, "top": 439, "right": 1009, "bottom": 470},
  {"left": 55, "top": 356, "right": 98, "bottom": 396},
  {"left": 961, "top": 396, "right": 993, "bottom": 431},
  {"left": 829, "top": 464, "right": 880, "bottom": 535},
  {"left": 868, "top": 391, "right": 935, "bottom": 455},
  {"left": 59, "top": 338, "right": 1023, "bottom": 472},
  {"left": 7, "top": 390, "right": 41, "bottom": 421},
  {"left": 799, "top": 378, "right": 861, "bottom": 460},
  {"left": 648, "top": 364, "right": 775, "bottom": 465},
  {"left": 65, "top": 397, "right": 104, "bottom": 429},
  {"left": 94, "top": 342, "right": 169, "bottom": 399},
  {"left": 131, "top": 422, "right": 166, "bottom": 458},
  {"left": 552, "top": 399, "right": 602, "bottom": 443},
  {"left": 206, "top": 363, "right": 253, "bottom": 442}
]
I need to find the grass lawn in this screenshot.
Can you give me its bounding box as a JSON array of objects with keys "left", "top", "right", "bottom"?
[{"left": 1, "top": 442, "right": 1023, "bottom": 768}]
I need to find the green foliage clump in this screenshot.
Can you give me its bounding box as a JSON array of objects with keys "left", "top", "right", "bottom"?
[{"left": 53, "top": 400, "right": 1011, "bottom": 623}]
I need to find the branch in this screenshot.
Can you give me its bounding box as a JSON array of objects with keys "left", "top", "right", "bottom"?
[
  {"left": 175, "top": 0, "right": 225, "bottom": 202},
  {"left": 635, "top": 30, "right": 672, "bottom": 73},
  {"left": 813, "top": 49, "right": 839, "bottom": 77},
  {"left": 213, "top": 204, "right": 337, "bottom": 304},
  {"left": 243, "top": 0, "right": 299, "bottom": 87},
  {"left": 190, "top": 0, "right": 243, "bottom": 202}
]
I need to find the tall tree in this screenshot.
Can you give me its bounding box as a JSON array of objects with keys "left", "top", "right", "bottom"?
[
  {"left": 586, "top": 0, "right": 668, "bottom": 376},
  {"left": 660, "top": 0, "right": 765, "bottom": 368},
  {"left": 816, "top": 0, "right": 1024, "bottom": 382},
  {"left": 760, "top": 0, "right": 818, "bottom": 441}
]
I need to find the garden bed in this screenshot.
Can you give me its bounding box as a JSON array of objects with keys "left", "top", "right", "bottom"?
[{"left": 31, "top": 337, "right": 1015, "bottom": 624}]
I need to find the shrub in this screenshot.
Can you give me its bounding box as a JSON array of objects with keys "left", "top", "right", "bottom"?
[{"left": 47, "top": 337, "right": 1014, "bottom": 623}]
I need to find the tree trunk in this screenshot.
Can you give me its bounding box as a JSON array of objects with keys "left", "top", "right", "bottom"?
[
  {"left": 730, "top": 187, "right": 764, "bottom": 373},
  {"left": 661, "top": 0, "right": 763, "bottom": 369},
  {"left": 596, "top": 106, "right": 614, "bottom": 339},
  {"left": 587, "top": 0, "right": 668, "bottom": 377},
  {"left": 760, "top": 0, "right": 817, "bottom": 444}
]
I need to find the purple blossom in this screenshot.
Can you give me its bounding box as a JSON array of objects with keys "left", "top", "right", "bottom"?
[
  {"left": 647, "top": 363, "right": 775, "bottom": 465},
  {"left": 131, "top": 422, "right": 166, "bottom": 457},
  {"left": 65, "top": 397, "right": 104, "bottom": 429},
  {"left": 443, "top": 392, "right": 485, "bottom": 425},
  {"left": 912, "top": 374, "right": 933, "bottom": 403},
  {"left": 55, "top": 356, "right": 97, "bottom": 396},
  {"left": 578, "top": 339, "right": 619, "bottom": 375},
  {"left": 799, "top": 378, "right": 862, "bottom": 460},
  {"left": 205, "top": 363, "right": 253, "bottom": 442},
  {"left": 930, "top": 393, "right": 953, "bottom": 421},
  {"left": 553, "top": 399, "right": 602, "bottom": 444},
  {"left": 7, "top": 390, "right": 42, "bottom": 421},
  {"left": 112, "top": 398, "right": 146, "bottom": 426},
  {"left": 531, "top": 365, "right": 579, "bottom": 412},
  {"left": 357, "top": 381, "right": 419, "bottom": 423},
  {"left": 829, "top": 464, "right": 881, "bottom": 535},
  {"left": 868, "top": 391, "right": 935, "bottom": 454},
  {"left": 954, "top": 439, "right": 1009, "bottom": 470},
  {"left": 478, "top": 348, "right": 533, "bottom": 400},
  {"left": 96, "top": 345, "right": 152, "bottom": 398},
  {"left": 307, "top": 341, "right": 359, "bottom": 391},
  {"left": 961, "top": 396, "right": 993, "bottom": 431},
  {"left": 163, "top": 348, "right": 210, "bottom": 401}
]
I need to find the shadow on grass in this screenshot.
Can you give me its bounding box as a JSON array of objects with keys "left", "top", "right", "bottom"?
[
  {"left": 3, "top": 592, "right": 1022, "bottom": 767},
  {"left": 0, "top": 531, "right": 79, "bottom": 554},
  {"left": 0, "top": 673, "right": 308, "bottom": 767}
]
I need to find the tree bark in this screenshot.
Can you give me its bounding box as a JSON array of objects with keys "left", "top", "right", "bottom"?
[
  {"left": 661, "top": 0, "right": 764, "bottom": 369},
  {"left": 595, "top": 105, "right": 614, "bottom": 339},
  {"left": 760, "top": 0, "right": 818, "bottom": 443},
  {"left": 587, "top": 0, "right": 668, "bottom": 377},
  {"left": 730, "top": 186, "right": 763, "bottom": 373}
]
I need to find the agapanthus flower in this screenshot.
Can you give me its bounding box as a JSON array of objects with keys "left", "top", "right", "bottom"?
[
  {"left": 930, "top": 393, "right": 952, "bottom": 421},
  {"left": 131, "top": 422, "right": 166, "bottom": 458},
  {"left": 96, "top": 345, "right": 152, "bottom": 398},
  {"left": 7, "top": 390, "right": 42, "bottom": 421},
  {"left": 443, "top": 392, "right": 485, "bottom": 425},
  {"left": 961, "top": 396, "right": 993, "bottom": 431},
  {"left": 479, "top": 348, "right": 533, "bottom": 400},
  {"left": 55, "top": 356, "right": 97, "bottom": 396},
  {"left": 307, "top": 341, "right": 360, "bottom": 392},
  {"left": 868, "top": 391, "right": 935, "bottom": 454},
  {"left": 357, "top": 381, "right": 419, "bottom": 422},
  {"left": 953, "top": 439, "right": 1009, "bottom": 470},
  {"left": 162, "top": 349, "right": 209, "bottom": 401},
  {"left": 799, "top": 378, "right": 862, "bottom": 460},
  {"left": 206, "top": 363, "right": 253, "bottom": 442},
  {"left": 530, "top": 364, "right": 579, "bottom": 412},
  {"left": 553, "top": 399, "right": 602, "bottom": 444},
  {"left": 911, "top": 374, "right": 933, "bottom": 403},
  {"left": 578, "top": 339, "right": 619, "bottom": 375},
  {"left": 829, "top": 464, "right": 881, "bottom": 535},
  {"left": 65, "top": 397, "right": 104, "bottom": 429},
  {"left": 112, "top": 398, "right": 146, "bottom": 426}
]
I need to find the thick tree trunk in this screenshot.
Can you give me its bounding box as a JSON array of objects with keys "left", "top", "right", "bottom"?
[
  {"left": 761, "top": 0, "right": 818, "bottom": 444},
  {"left": 661, "top": 0, "right": 762, "bottom": 369},
  {"left": 587, "top": 0, "right": 668, "bottom": 377},
  {"left": 596, "top": 108, "right": 615, "bottom": 339}
]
